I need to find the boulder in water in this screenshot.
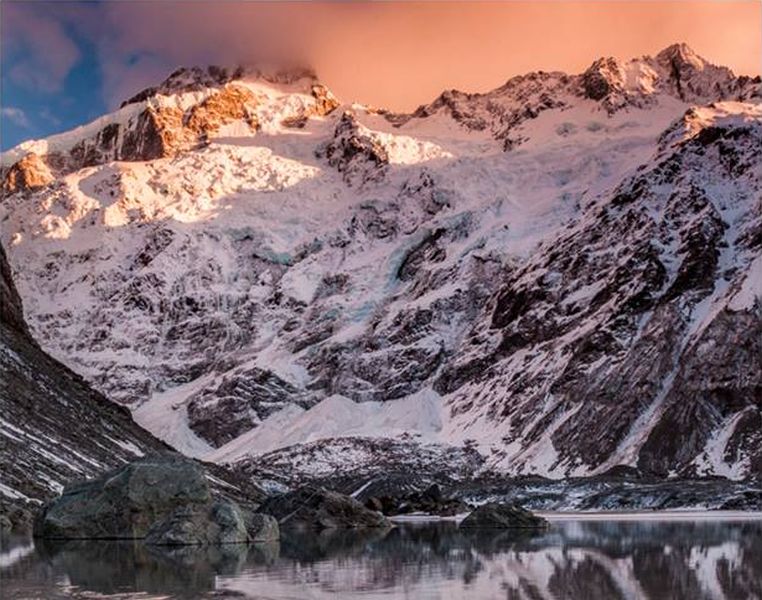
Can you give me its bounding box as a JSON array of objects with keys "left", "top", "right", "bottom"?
[
  {"left": 33, "top": 453, "right": 274, "bottom": 545},
  {"left": 258, "top": 486, "right": 390, "bottom": 530},
  {"left": 459, "top": 503, "right": 548, "bottom": 529}
]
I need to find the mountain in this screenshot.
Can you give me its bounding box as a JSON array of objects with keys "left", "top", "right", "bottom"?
[{"left": 1, "top": 45, "right": 760, "bottom": 485}]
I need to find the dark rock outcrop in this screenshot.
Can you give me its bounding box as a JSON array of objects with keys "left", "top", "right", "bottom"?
[
  {"left": 258, "top": 486, "right": 391, "bottom": 530},
  {"left": 316, "top": 111, "right": 389, "bottom": 185},
  {"left": 364, "top": 484, "right": 471, "bottom": 516},
  {"left": 187, "top": 366, "right": 308, "bottom": 446},
  {"left": 145, "top": 499, "right": 272, "bottom": 546},
  {"left": 242, "top": 512, "right": 280, "bottom": 542},
  {"left": 0, "top": 244, "right": 29, "bottom": 336},
  {"left": 459, "top": 503, "right": 549, "bottom": 529},
  {"left": 144, "top": 502, "right": 278, "bottom": 546},
  {"left": 0, "top": 502, "right": 34, "bottom": 534},
  {"left": 582, "top": 57, "right": 625, "bottom": 101}
]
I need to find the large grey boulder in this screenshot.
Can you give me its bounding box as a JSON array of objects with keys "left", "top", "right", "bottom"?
[
  {"left": 459, "top": 503, "right": 549, "bottom": 529},
  {"left": 34, "top": 453, "right": 209, "bottom": 539},
  {"left": 258, "top": 486, "right": 390, "bottom": 530},
  {"left": 33, "top": 453, "right": 273, "bottom": 545}
]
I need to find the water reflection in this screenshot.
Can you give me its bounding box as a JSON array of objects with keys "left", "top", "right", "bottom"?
[{"left": 2, "top": 518, "right": 761, "bottom": 599}]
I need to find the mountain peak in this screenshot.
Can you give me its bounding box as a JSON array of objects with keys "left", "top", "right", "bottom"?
[
  {"left": 577, "top": 43, "right": 742, "bottom": 110},
  {"left": 655, "top": 42, "right": 708, "bottom": 71},
  {"left": 581, "top": 56, "right": 628, "bottom": 101},
  {"left": 121, "top": 64, "right": 319, "bottom": 107}
]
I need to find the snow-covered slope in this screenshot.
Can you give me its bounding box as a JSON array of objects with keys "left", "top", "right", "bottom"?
[
  {"left": 0, "top": 243, "right": 165, "bottom": 506},
  {"left": 0, "top": 242, "right": 265, "bottom": 519},
  {"left": 2, "top": 45, "right": 760, "bottom": 482}
]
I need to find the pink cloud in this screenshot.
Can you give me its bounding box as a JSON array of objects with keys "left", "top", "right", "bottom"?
[
  {"left": 3, "top": 2, "right": 760, "bottom": 112},
  {"left": 91, "top": 1, "right": 762, "bottom": 111}
]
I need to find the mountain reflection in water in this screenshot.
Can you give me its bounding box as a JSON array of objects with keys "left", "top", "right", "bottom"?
[{"left": 2, "top": 518, "right": 760, "bottom": 599}]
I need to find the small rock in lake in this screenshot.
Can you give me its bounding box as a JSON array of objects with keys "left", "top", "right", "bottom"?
[
  {"left": 365, "top": 483, "right": 471, "bottom": 516},
  {"left": 243, "top": 512, "right": 280, "bottom": 542},
  {"left": 258, "top": 486, "right": 391, "bottom": 530},
  {"left": 459, "top": 503, "right": 549, "bottom": 529}
]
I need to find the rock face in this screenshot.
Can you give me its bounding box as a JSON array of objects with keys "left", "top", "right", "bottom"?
[
  {"left": 0, "top": 244, "right": 29, "bottom": 336},
  {"left": 186, "top": 366, "right": 309, "bottom": 445},
  {"left": 316, "top": 111, "right": 390, "bottom": 185},
  {"left": 439, "top": 101, "right": 762, "bottom": 479},
  {"left": 145, "top": 500, "right": 278, "bottom": 546},
  {"left": 145, "top": 502, "right": 278, "bottom": 546},
  {"left": 258, "top": 486, "right": 391, "bottom": 530},
  {"left": 34, "top": 454, "right": 273, "bottom": 545},
  {"left": 72, "top": 83, "right": 259, "bottom": 166},
  {"left": 242, "top": 512, "right": 280, "bottom": 542},
  {"left": 0, "top": 67, "right": 323, "bottom": 182},
  {"left": 459, "top": 503, "right": 548, "bottom": 529}
]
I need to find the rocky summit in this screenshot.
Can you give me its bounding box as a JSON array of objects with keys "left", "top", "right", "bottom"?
[{"left": 1, "top": 44, "right": 761, "bottom": 497}]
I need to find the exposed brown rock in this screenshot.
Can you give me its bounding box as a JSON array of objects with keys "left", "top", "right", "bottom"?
[
  {"left": 1, "top": 153, "right": 54, "bottom": 195},
  {"left": 281, "top": 84, "right": 338, "bottom": 128},
  {"left": 185, "top": 84, "right": 259, "bottom": 135},
  {"left": 133, "top": 106, "right": 191, "bottom": 160},
  {"left": 310, "top": 84, "right": 339, "bottom": 116}
]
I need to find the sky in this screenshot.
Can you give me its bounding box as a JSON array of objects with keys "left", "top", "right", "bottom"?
[{"left": 1, "top": 1, "right": 761, "bottom": 150}]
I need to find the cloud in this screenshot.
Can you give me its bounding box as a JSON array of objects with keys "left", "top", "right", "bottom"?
[
  {"left": 88, "top": 2, "right": 317, "bottom": 108},
  {"left": 1, "top": 3, "right": 81, "bottom": 92},
  {"left": 92, "top": 1, "right": 762, "bottom": 111},
  {"left": 1, "top": 107, "right": 31, "bottom": 128},
  {"left": 2, "top": 1, "right": 761, "bottom": 112}
]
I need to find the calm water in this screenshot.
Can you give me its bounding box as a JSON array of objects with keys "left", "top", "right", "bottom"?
[{"left": 2, "top": 516, "right": 761, "bottom": 599}]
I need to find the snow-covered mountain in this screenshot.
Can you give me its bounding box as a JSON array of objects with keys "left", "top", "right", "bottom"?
[{"left": 2, "top": 44, "right": 760, "bottom": 483}]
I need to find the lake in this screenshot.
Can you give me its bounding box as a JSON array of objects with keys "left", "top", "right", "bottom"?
[{"left": 2, "top": 513, "right": 761, "bottom": 599}]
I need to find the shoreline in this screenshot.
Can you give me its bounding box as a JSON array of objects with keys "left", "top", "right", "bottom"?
[{"left": 389, "top": 510, "right": 762, "bottom": 523}]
